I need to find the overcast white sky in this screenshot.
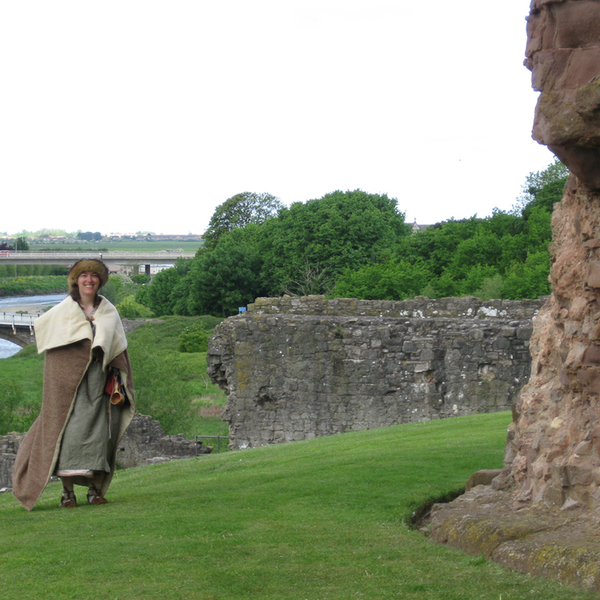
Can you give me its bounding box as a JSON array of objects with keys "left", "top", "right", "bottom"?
[{"left": 0, "top": 1, "right": 554, "bottom": 236}]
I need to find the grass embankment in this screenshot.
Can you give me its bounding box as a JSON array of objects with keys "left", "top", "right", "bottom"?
[
  {"left": 0, "top": 276, "right": 67, "bottom": 296},
  {"left": 127, "top": 316, "right": 227, "bottom": 438},
  {"left": 0, "top": 412, "right": 594, "bottom": 599},
  {"left": 0, "top": 316, "right": 228, "bottom": 439}
]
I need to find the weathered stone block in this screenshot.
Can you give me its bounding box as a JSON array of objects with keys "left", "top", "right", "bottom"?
[
  {"left": 208, "top": 297, "right": 544, "bottom": 450},
  {"left": 587, "top": 262, "right": 600, "bottom": 288},
  {"left": 577, "top": 367, "right": 600, "bottom": 394}
]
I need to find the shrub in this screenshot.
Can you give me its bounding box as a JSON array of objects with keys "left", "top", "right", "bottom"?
[
  {"left": 178, "top": 325, "right": 209, "bottom": 353},
  {"left": 474, "top": 274, "right": 505, "bottom": 301},
  {"left": 117, "top": 296, "right": 155, "bottom": 319},
  {"left": 131, "top": 274, "right": 151, "bottom": 284}
]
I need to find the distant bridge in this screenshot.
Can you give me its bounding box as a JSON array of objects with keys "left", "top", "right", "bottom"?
[
  {"left": 0, "top": 251, "right": 196, "bottom": 275},
  {"left": 0, "top": 313, "right": 36, "bottom": 347}
]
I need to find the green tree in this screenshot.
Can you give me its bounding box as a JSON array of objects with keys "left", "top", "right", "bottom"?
[
  {"left": 187, "top": 242, "right": 264, "bottom": 316},
  {"left": 447, "top": 233, "right": 503, "bottom": 280},
  {"left": 503, "top": 251, "right": 551, "bottom": 299},
  {"left": 15, "top": 237, "right": 29, "bottom": 250},
  {"left": 480, "top": 209, "right": 524, "bottom": 238},
  {"left": 458, "top": 264, "right": 501, "bottom": 296},
  {"left": 77, "top": 231, "right": 102, "bottom": 241},
  {"left": 135, "top": 284, "right": 151, "bottom": 309},
  {"left": 523, "top": 205, "right": 552, "bottom": 251},
  {"left": 474, "top": 274, "right": 505, "bottom": 301},
  {"left": 395, "top": 217, "right": 482, "bottom": 277},
  {"left": 131, "top": 273, "right": 151, "bottom": 285},
  {"left": 430, "top": 271, "right": 460, "bottom": 298},
  {"left": 101, "top": 276, "right": 124, "bottom": 305},
  {"left": 259, "top": 190, "right": 410, "bottom": 295},
  {"left": 514, "top": 157, "right": 568, "bottom": 217},
  {"left": 203, "top": 192, "right": 283, "bottom": 250},
  {"left": 144, "top": 267, "right": 182, "bottom": 317},
  {"left": 134, "top": 258, "right": 194, "bottom": 317},
  {"left": 332, "top": 259, "right": 432, "bottom": 301}
]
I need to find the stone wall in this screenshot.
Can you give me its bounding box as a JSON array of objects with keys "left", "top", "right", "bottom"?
[
  {"left": 207, "top": 296, "right": 545, "bottom": 450},
  {"left": 0, "top": 413, "right": 211, "bottom": 492},
  {"left": 247, "top": 295, "right": 544, "bottom": 320}
]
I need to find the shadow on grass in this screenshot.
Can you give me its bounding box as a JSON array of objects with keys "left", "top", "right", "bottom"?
[{"left": 408, "top": 486, "right": 465, "bottom": 530}]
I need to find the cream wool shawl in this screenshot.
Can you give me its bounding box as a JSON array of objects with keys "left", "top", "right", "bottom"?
[
  {"left": 12, "top": 296, "right": 135, "bottom": 511},
  {"left": 34, "top": 295, "right": 128, "bottom": 370}
]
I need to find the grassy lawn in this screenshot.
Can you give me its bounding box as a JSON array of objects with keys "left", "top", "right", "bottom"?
[{"left": 0, "top": 412, "right": 595, "bottom": 599}]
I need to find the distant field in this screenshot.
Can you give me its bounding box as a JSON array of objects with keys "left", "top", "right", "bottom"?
[{"left": 29, "top": 240, "right": 203, "bottom": 253}]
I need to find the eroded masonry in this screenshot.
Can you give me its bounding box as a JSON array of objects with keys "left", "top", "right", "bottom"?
[
  {"left": 430, "top": 1, "right": 600, "bottom": 592},
  {"left": 207, "top": 296, "right": 544, "bottom": 450}
]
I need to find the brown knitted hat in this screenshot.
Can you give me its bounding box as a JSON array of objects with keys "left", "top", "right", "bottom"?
[{"left": 67, "top": 258, "right": 110, "bottom": 288}]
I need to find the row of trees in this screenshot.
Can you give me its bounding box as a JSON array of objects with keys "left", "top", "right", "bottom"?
[
  {"left": 135, "top": 161, "right": 568, "bottom": 317},
  {"left": 77, "top": 231, "right": 103, "bottom": 241},
  {"left": 0, "top": 237, "right": 29, "bottom": 251},
  {"left": 0, "top": 264, "right": 66, "bottom": 277}
]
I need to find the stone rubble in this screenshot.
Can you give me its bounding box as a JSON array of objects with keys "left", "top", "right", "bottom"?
[{"left": 0, "top": 413, "right": 212, "bottom": 492}]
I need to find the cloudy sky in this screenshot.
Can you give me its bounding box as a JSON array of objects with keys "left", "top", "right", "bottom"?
[{"left": 0, "top": 1, "right": 554, "bottom": 236}]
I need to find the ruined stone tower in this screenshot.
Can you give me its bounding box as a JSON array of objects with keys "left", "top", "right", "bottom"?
[{"left": 495, "top": 0, "right": 600, "bottom": 510}]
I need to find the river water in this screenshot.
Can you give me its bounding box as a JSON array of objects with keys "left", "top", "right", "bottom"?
[{"left": 0, "top": 293, "right": 66, "bottom": 358}]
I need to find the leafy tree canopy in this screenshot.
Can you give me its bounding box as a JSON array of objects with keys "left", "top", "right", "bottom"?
[
  {"left": 514, "top": 157, "right": 568, "bottom": 218},
  {"left": 135, "top": 161, "right": 563, "bottom": 317},
  {"left": 140, "top": 267, "right": 182, "bottom": 317},
  {"left": 187, "top": 241, "right": 264, "bottom": 316},
  {"left": 332, "top": 259, "right": 433, "bottom": 301},
  {"left": 258, "top": 190, "right": 410, "bottom": 295},
  {"left": 77, "top": 231, "right": 103, "bottom": 241},
  {"left": 337, "top": 161, "right": 561, "bottom": 302},
  {"left": 203, "top": 192, "right": 283, "bottom": 251},
  {"left": 15, "top": 237, "right": 29, "bottom": 250}
]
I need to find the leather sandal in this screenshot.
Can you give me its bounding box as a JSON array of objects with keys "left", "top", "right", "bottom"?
[
  {"left": 59, "top": 490, "right": 77, "bottom": 508},
  {"left": 87, "top": 484, "right": 108, "bottom": 505}
]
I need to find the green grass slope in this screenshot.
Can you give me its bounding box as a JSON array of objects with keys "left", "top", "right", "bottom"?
[
  {"left": 0, "top": 316, "right": 228, "bottom": 438},
  {"left": 0, "top": 413, "right": 594, "bottom": 599}
]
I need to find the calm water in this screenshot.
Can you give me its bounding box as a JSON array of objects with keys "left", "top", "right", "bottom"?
[
  {"left": 0, "top": 338, "right": 21, "bottom": 359},
  {"left": 0, "top": 293, "right": 65, "bottom": 358},
  {"left": 0, "top": 293, "right": 66, "bottom": 310}
]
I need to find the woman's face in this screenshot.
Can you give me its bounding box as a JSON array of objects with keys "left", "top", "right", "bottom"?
[{"left": 77, "top": 270, "right": 100, "bottom": 299}]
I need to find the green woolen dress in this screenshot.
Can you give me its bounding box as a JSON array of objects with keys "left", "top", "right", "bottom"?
[{"left": 55, "top": 322, "right": 123, "bottom": 478}]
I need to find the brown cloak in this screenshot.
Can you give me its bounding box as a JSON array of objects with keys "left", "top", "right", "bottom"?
[{"left": 12, "top": 296, "right": 136, "bottom": 511}]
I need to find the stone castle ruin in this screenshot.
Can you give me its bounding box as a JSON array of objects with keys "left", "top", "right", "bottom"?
[
  {"left": 430, "top": 0, "right": 600, "bottom": 591},
  {"left": 209, "top": 0, "right": 600, "bottom": 589},
  {"left": 208, "top": 296, "right": 543, "bottom": 450}
]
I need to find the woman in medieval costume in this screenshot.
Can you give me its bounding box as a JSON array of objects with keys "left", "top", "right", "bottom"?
[{"left": 12, "top": 258, "right": 136, "bottom": 510}]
